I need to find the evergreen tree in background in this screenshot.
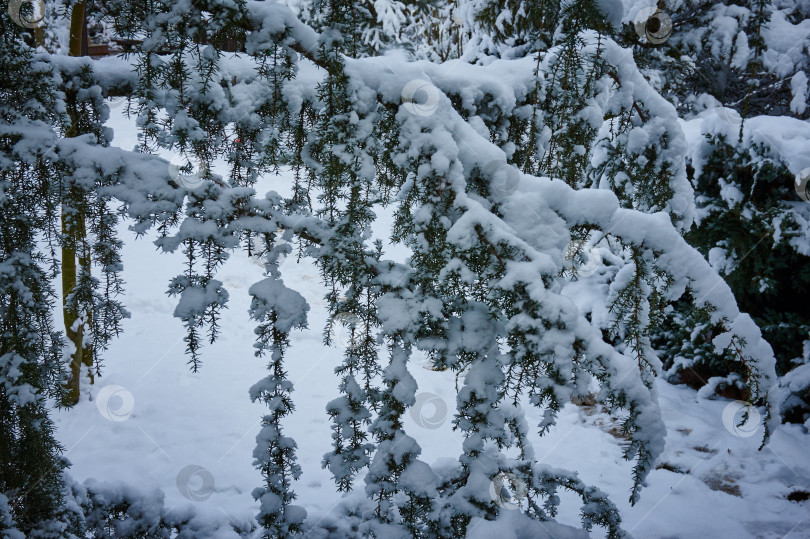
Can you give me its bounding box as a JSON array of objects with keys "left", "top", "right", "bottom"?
[
  {"left": 300, "top": 0, "right": 436, "bottom": 57},
  {"left": 655, "top": 132, "right": 810, "bottom": 424},
  {"left": 623, "top": 0, "right": 810, "bottom": 424},
  {"left": 623, "top": 0, "right": 809, "bottom": 118}
]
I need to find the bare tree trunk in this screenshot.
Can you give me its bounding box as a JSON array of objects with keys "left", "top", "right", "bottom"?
[
  {"left": 62, "top": 2, "right": 88, "bottom": 407},
  {"left": 79, "top": 217, "right": 94, "bottom": 383}
]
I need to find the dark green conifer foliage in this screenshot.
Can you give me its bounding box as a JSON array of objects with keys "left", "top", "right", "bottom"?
[
  {"left": 658, "top": 137, "right": 810, "bottom": 421},
  {"left": 473, "top": 0, "right": 559, "bottom": 54},
  {"left": 0, "top": 10, "right": 70, "bottom": 536}
]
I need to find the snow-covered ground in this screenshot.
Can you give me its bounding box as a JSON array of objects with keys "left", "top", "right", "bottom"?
[{"left": 48, "top": 106, "right": 810, "bottom": 539}]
